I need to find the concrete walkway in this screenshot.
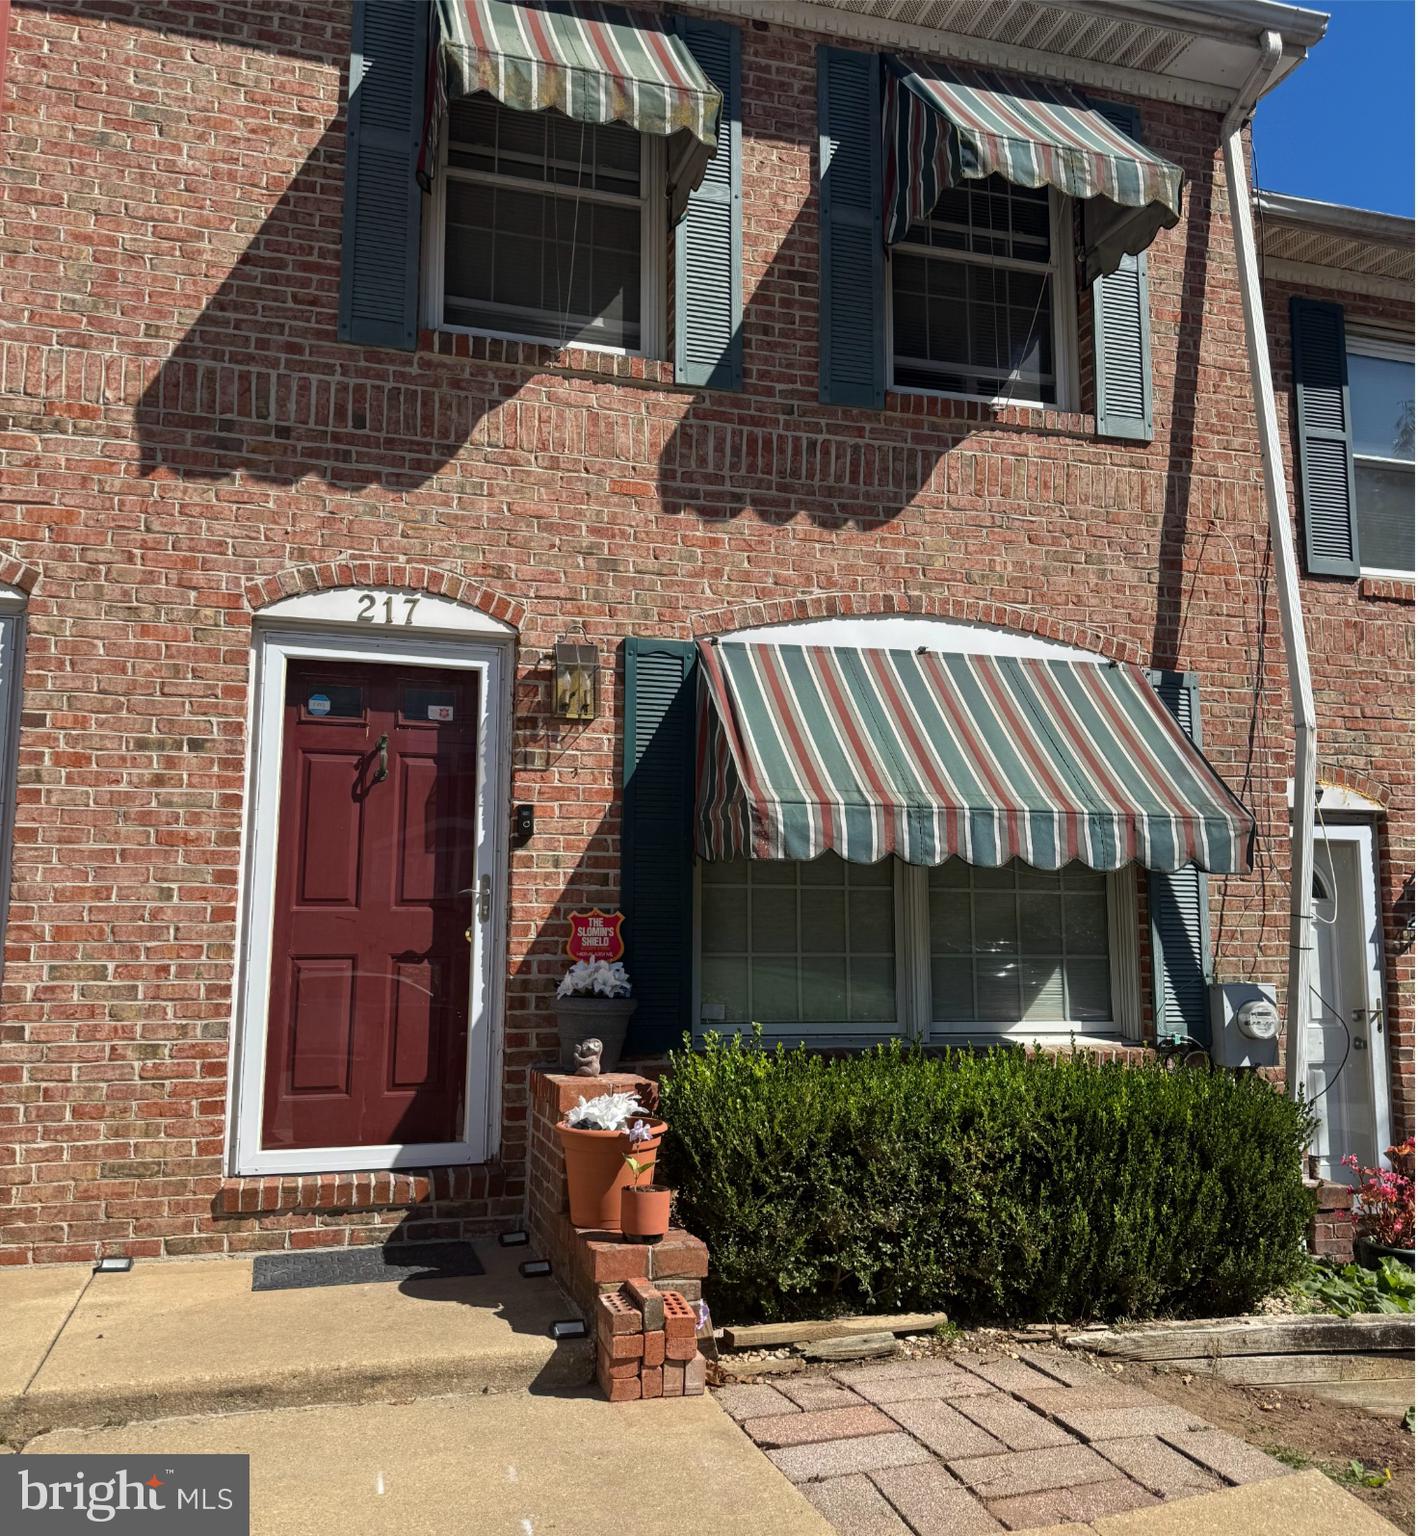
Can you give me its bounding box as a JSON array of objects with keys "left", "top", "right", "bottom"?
[
  {"left": 25, "top": 1390, "right": 837, "bottom": 1536},
  {"left": 0, "top": 1241, "right": 591, "bottom": 1439},
  {"left": 714, "top": 1349, "right": 1402, "bottom": 1534}
]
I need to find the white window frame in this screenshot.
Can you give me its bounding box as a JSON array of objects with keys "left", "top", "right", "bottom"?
[
  {"left": 693, "top": 857, "right": 1137, "bottom": 1047},
  {"left": 692, "top": 856, "right": 913, "bottom": 1049},
  {"left": 907, "top": 863, "right": 1139, "bottom": 1043},
  {"left": 886, "top": 186, "right": 1079, "bottom": 412},
  {"left": 424, "top": 103, "right": 665, "bottom": 360},
  {"left": 1347, "top": 331, "right": 1415, "bottom": 580}
]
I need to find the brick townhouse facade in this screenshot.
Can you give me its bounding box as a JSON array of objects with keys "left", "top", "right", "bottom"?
[{"left": 0, "top": 0, "right": 1409, "bottom": 1266}]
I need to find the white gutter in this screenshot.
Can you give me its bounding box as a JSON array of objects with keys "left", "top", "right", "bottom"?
[{"left": 1220, "top": 29, "right": 1318, "bottom": 1102}]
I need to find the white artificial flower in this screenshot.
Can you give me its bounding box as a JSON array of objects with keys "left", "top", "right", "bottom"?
[
  {"left": 556, "top": 958, "right": 632, "bottom": 1000},
  {"left": 563, "top": 1091, "right": 647, "bottom": 1131}
]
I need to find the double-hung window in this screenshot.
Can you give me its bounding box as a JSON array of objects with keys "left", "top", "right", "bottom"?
[
  {"left": 696, "top": 852, "right": 1134, "bottom": 1043},
  {"left": 434, "top": 95, "right": 663, "bottom": 354},
  {"left": 1348, "top": 335, "right": 1415, "bottom": 576},
  {"left": 889, "top": 176, "right": 1075, "bottom": 407}
]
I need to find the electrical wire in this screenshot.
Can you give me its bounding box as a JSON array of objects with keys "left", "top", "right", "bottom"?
[{"left": 1305, "top": 982, "right": 1354, "bottom": 1105}]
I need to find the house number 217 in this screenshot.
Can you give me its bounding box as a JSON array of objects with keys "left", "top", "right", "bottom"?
[{"left": 355, "top": 593, "right": 420, "bottom": 626}]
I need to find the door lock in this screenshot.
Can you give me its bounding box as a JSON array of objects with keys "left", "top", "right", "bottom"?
[
  {"left": 478, "top": 873, "right": 492, "bottom": 922},
  {"left": 1352, "top": 1006, "right": 1383, "bottom": 1034}
]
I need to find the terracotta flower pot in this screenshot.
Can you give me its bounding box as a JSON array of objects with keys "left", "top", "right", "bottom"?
[
  {"left": 620, "top": 1184, "right": 674, "bottom": 1244},
  {"left": 556, "top": 1118, "right": 664, "bottom": 1232}
]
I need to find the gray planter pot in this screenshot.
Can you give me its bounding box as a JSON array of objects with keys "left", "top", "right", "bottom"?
[{"left": 554, "top": 996, "right": 638, "bottom": 1073}]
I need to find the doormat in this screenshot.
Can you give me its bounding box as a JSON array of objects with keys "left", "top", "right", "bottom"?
[{"left": 251, "top": 1241, "right": 486, "bottom": 1292}]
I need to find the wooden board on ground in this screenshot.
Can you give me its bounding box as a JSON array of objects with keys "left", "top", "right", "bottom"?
[
  {"left": 1066, "top": 1313, "right": 1413, "bottom": 1361},
  {"left": 1300, "top": 1377, "right": 1417, "bottom": 1416},
  {"left": 1193, "top": 1352, "right": 1414, "bottom": 1386},
  {"left": 720, "top": 1310, "right": 951, "bottom": 1350}
]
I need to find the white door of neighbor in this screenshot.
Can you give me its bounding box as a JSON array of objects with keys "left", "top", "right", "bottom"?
[{"left": 1306, "top": 828, "right": 1388, "bottom": 1184}]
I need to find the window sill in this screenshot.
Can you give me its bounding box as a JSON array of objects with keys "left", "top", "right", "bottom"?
[
  {"left": 421, "top": 328, "right": 680, "bottom": 390},
  {"left": 1357, "top": 575, "right": 1415, "bottom": 604},
  {"left": 886, "top": 389, "right": 1095, "bottom": 438}
]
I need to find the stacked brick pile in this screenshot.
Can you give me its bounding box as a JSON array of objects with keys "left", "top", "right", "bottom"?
[{"left": 596, "top": 1276, "right": 706, "bottom": 1402}]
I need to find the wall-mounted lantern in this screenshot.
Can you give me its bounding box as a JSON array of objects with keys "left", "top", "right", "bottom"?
[{"left": 553, "top": 638, "right": 598, "bottom": 721}]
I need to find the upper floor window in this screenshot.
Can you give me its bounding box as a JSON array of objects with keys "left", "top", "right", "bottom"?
[
  {"left": 888, "top": 176, "right": 1075, "bottom": 407},
  {"left": 1348, "top": 335, "right": 1415, "bottom": 576},
  {"left": 433, "top": 95, "right": 664, "bottom": 354}
]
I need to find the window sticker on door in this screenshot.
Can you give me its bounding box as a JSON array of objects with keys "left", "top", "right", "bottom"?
[
  {"left": 402, "top": 686, "right": 458, "bottom": 723},
  {"left": 297, "top": 682, "right": 364, "bottom": 719}
]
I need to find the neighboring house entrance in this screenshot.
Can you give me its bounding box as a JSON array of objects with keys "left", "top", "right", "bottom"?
[
  {"left": 1306, "top": 821, "right": 1392, "bottom": 1183},
  {"left": 262, "top": 661, "right": 479, "bottom": 1152}
]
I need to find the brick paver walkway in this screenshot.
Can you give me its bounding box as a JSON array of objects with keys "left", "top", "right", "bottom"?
[{"left": 714, "top": 1349, "right": 1290, "bottom": 1534}]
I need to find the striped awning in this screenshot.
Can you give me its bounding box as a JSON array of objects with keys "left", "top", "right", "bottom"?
[
  {"left": 883, "top": 56, "right": 1183, "bottom": 280},
  {"left": 695, "top": 643, "right": 1253, "bottom": 874},
  {"left": 432, "top": 0, "right": 721, "bottom": 219}
]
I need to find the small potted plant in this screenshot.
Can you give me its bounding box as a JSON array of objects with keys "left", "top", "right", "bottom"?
[
  {"left": 555, "top": 1090, "right": 664, "bottom": 1231},
  {"left": 1346, "top": 1138, "right": 1415, "bottom": 1268},
  {"left": 620, "top": 1121, "right": 674, "bottom": 1244},
  {"left": 554, "top": 959, "right": 637, "bottom": 1072}
]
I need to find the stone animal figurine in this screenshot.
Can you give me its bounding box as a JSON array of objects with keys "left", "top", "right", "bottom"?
[{"left": 572, "top": 1038, "right": 603, "bottom": 1077}]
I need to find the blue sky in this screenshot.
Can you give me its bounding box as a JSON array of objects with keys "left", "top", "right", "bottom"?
[{"left": 1253, "top": 0, "right": 1415, "bottom": 215}]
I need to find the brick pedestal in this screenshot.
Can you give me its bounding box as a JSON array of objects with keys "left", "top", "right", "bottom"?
[
  {"left": 1306, "top": 1177, "right": 1356, "bottom": 1262},
  {"left": 527, "top": 1069, "right": 711, "bottom": 1346}
]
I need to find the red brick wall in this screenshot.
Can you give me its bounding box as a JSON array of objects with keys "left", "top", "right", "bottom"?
[
  {"left": 0, "top": 2, "right": 1408, "bottom": 1262},
  {"left": 1264, "top": 275, "right": 1416, "bottom": 1144}
]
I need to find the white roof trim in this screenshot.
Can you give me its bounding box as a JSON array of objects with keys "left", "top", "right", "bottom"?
[
  {"left": 1256, "top": 191, "right": 1414, "bottom": 246},
  {"left": 1264, "top": 258, "right": 1416, "bottom": 305},
  {"left": 680, "top": 0, "right": 1313, "bottom": 111}
]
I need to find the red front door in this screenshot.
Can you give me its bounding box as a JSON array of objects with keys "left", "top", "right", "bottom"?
[{"left": 262, "top": 661, "right": 479, "bottom": 1151}]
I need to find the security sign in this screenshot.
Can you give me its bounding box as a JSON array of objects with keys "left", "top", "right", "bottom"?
[{"left": 567, "top": 909, "right": 625, "bottom": 963}]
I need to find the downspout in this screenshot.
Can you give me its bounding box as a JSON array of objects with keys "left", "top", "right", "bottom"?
[{"left": 1219, "top": 30, "right": 1318, "bottom": 1102}]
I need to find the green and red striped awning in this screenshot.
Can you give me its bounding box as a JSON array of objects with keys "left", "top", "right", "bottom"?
[
  {"left": 883, "top": 56, "right": 1182, "bottom": 278},
  {"left": 432, "top": 0, "right": 721, "bottom": 218},
  {"left": 695, "top": 643, "right": 1253, "bottom": 874}
]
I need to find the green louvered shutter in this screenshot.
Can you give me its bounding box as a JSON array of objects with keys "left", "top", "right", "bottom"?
[
  {"left": 621, "top": 640, "right": 698, "bottom": 1055},
  {"left": 1090, "top": 101, "right": 1154, "bottom": 442},
  {"left": 1148, "top": 670, "right": 1213, "bottom": 1044},
  {"left": 675, "top": 19, "right": 742, "bottom": 390},
  {"left": 818, "top": 47, "right": 885, "bottom": 407},
  {"left": 1290, "top": 297, "right": 1360, "bottom": 577},
  {"left": 338, "top": 0, "right": 428, "bottom": 350}
]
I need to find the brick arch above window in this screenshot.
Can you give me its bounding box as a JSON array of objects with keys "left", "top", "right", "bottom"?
[
  {"left": 244, "top": 562, "right": 524, "bottom": 632},
  {"left": 0, "top": 555, "right": 39, "bottom": 596},
  {"left": 688, "top": 590, "right": 1146, "bottom": 666}
]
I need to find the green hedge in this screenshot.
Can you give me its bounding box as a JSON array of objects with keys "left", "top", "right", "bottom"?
[{"left": 659, "top": 1035, "right": 1314, "bottom": 1325}]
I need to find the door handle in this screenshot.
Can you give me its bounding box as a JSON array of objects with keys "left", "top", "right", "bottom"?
[
  {"left": 478, "top": 874, "right": 492, "bottom": 923},
  {"left": 372, "top": 734, "right": 389, "bottom": 783}
]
